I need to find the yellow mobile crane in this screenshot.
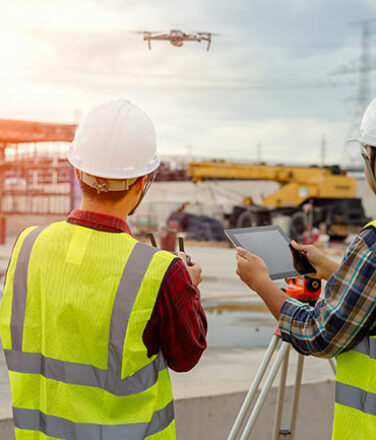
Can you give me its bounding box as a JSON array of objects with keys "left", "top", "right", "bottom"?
[{"left": 187, "top": 161, "right": 368, "bottom": 240}]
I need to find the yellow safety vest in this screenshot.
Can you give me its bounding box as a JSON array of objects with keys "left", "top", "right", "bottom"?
[
  {"left": 332, "top": 220, "right": 376, "bottom": 440},
  {"left": 0, "top": 221, "right": 177, "bottom": 440}
]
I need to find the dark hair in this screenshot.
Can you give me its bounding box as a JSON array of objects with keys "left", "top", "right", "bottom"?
[
  {"left": 371, "top": 147, "right": 376, "bottom": 171},
  {"left": 79, "top": 178, "right": 141, "bottom": 204}
]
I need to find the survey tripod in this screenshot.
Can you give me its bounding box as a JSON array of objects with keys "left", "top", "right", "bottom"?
[{"left": 227, "top": 276, "right": 337, "bottom": 440}]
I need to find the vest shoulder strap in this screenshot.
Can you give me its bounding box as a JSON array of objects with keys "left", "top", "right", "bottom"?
[{"left": 362, "top": 219, "right": 376, "bottom": 230}]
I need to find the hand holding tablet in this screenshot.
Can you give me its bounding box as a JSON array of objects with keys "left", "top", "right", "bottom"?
[{"left": 226, "top": 225, "right": 316, "bottom": 280}]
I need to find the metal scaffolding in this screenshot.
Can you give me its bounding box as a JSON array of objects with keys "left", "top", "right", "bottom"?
[{"left": 0, "top": 119, "right": 77, "bottom": 222}]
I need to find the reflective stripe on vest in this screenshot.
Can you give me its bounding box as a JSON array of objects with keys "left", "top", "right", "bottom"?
[
  {"left": 10, "top": 226, "right": 49, "bottom": 351},
  {"left": 13, "top": 402, "right": 174, "bottom": 440},
  {"left": 336, "top": 382, "right": 376, "bottom": 416},
  {"left": 1, "top": 223, "right": 176, "bottom": 439},
  {"left": 332, "top": 219, "right": 376, "bottom": 439}
]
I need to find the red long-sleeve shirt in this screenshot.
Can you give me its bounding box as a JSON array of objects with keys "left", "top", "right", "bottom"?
[{"left": 67, "top": 209, "right": 207, "bottom": 372}]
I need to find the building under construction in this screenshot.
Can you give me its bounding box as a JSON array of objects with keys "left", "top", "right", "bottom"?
[{"left": 0, "top": 119, "right": 77, "bottom": 241}]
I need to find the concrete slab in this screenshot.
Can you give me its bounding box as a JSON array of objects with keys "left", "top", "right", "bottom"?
[
  {"left": 171, "top": 347, "right": 334, "bottom": 399},
  {"left": 175, "top": 380, "right": 335, "bottom": 440}
]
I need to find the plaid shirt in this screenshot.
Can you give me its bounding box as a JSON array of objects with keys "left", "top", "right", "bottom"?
[
  {"left": 279, "top": 227, "right": 376, "bottom": 358},
  {"left": 68, "top": 210, "right": 207, "bottom": 372}
]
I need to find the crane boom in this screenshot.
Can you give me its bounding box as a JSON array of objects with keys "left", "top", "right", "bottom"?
[
  {"left": 189, "top": 161, "right": 342, "bottom": 183},
  {"left": 187, "top": 160, "right": 357, "bottom": 208}
]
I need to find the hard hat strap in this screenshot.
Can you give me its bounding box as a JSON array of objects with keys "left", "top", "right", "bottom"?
[
  {"left": 360, "top": 144, "right": 376, "bottom": 193},
  {"left": 77, "top": 170, "right": 138, "bottom": 193},
  {"left": 129, "top": 170, "right": 158, "bottom": 216}
]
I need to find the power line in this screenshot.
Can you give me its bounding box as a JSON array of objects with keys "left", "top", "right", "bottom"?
[
  {"left": 333, "top": 19, "right": 376, "bottom": 164},
  {"left": 350, "top": 21, "right": 376, "bottom": 135}
]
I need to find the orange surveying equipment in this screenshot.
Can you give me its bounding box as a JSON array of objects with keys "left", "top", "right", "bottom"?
[{"left": 284, "top": 276, "right": 321, "bottom": 304}]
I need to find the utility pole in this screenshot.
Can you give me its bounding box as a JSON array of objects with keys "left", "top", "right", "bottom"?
[
  {"left": 349, "top": 20, "right": 375, "bottom": 137},
  {"left": 332, "top": 19, "right": 376, "bottom": 164},
  {"left": 321, "top": 135, "right": 326, "bottom": 167}
]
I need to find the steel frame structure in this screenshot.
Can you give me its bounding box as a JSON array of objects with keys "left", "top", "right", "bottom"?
[{"left": 0, "top": 119, "right": 77, "bottom": 217}]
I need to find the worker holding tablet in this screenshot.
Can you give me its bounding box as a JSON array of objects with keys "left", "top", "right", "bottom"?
[{"left": 235, "top": 97, "right": 376, "bottom": 440}]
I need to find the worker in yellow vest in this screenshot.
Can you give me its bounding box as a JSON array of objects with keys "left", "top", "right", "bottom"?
[
  {"left": 0, "top": 99, "right": 207, "bottom": 439},
  {"left": 235, "top": 97, "right": 376, "bottom": 439}
]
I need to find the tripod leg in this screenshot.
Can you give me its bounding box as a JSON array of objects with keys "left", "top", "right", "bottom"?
[
  {"left": 328, "top": 358, "right": 336, "bottom": 375},
  {"left": 273, "top": 345, "right": 290, "bottom": 440},
  {"left": 239, "top": 342, "right": 291, "bottom": 440},
  {"left": 227, "top": 335, "right": 280, "bottom": 440},
  {"left": 289, "top": 354, "right": 305, "bottom": 439}
]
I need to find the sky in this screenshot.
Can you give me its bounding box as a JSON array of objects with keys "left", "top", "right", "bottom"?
[{"left": 1, "top": 0, "right": 376, "bottom": 164}]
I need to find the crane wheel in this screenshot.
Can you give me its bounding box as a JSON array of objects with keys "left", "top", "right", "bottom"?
[
  {"left": 236, "top": 211, "right": 255, "bottom": 228},
  {"left": 290, "top": 211, "right": 305, "bottom": 242}
]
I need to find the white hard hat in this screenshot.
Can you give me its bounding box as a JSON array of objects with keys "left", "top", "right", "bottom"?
[
  {"left": 67, "top": 99, "right": 160, "bottom": 180},
  {"left": 347, "top": 96, "right": 376, "bottom": 147}
]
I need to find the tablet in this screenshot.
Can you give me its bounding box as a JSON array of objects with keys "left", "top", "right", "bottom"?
[{"left": 225, "top": 225, "right": 316, "bottom": 280}]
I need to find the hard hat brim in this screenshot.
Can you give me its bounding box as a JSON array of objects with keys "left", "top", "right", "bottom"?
[
  {"left": 346, "top": 134, "right": 376, "bottom": 147},
  {"left": 346, "top": 137, "right": 361, "bottom": 143}
]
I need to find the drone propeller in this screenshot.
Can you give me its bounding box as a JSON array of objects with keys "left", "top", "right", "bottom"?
[
  {"left": 195, "top": 32, "right": 222, "bottom": 37},
  {"left": 132, "top": 30, "right": 164, "bottom": 35}
]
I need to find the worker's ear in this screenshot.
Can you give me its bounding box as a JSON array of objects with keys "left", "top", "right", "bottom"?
[
  {"left": 132, "top": 176, "right": 146, "bottom": 195},
  {"left": 74, "top": 168, "right": 79, "bottom": 178}
]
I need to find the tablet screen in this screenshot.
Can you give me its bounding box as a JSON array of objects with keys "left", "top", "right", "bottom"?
[{"left": 226, "top": 226, "right": 315, "bottom": 280}]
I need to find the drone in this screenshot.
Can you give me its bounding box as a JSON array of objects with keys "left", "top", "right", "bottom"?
[{"left": 139, "top": 30, "right": 214, "bottom": 51}]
